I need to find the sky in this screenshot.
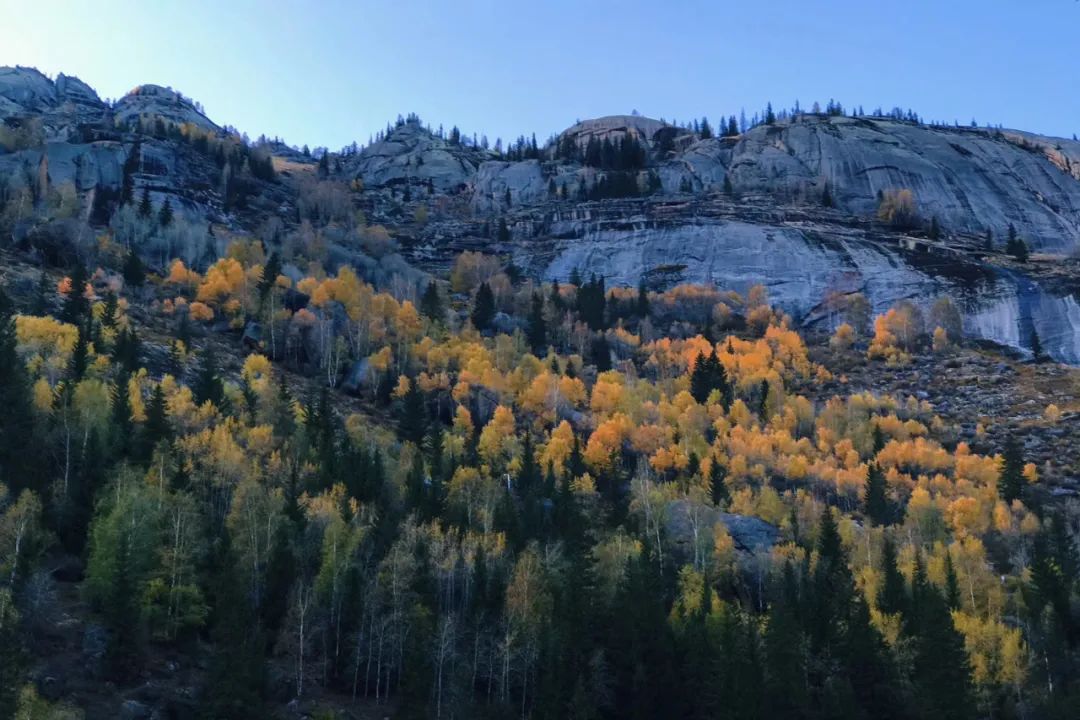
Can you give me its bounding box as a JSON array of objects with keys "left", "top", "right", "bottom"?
[{"left": 4, "top": 0, "right": 1079, "bottom": 151}]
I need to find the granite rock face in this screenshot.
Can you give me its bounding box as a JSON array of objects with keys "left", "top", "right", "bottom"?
[
  {"left": 113, "top": 84, "right": 217, "bottom": 132},
  {"left": 663, "top": 116, "right": 1080, "bottom": 251},
  {"left": 349, "top": 119, "right": 490, "bottom": 192}
]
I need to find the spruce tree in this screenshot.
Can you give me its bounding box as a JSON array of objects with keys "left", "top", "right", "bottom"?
[
  {"left": 110, "top": 371, "right": 133, "bottom": 454},
  {"left": 863, "top": 461, "right": 889, "bottom": 525},
  {"left": 470, "top": 282, "right": 495, "bottom": 331},
  {"left": 140, "top": 382, "right": 171, "bottom": 462},
  {"left": 526, "top": 292, "right": 546, "bottom": 354},
  {"left": 138, "top": 187, "right": 152, "bottom": 218},
  {"left": 31, "top": 269, "right": 51, "bottom": 315},
  {"left": 158, "top": 197, "right": 174, "bottom": 227},
  {"left": 709, "top": 458, "right": 729, "bottom": 507},
  {"left": 1030, "top": 328, "right": 1043, "bottom": 361},
  {"left": 61, "top": 263, "right": 90, "bottom": 325},
  {"left": 193, "top": 344, "right": 226, "bottom": 410},
  {"left": 419, "top": 281, "right": 442, "bottom": 321},
  {"left": 877, "top": 536, "right": 907, "bottom": 616},
  {"left": 397, "top": 378, "right": 427, "bottom": 445},
  {"left": 0, "top": 289, "right": 36, "bottom": 491},
  {"left": 998, "top": 436, "right": 1025, "bottom": 503}
]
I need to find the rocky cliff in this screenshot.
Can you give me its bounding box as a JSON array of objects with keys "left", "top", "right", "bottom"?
[{"left": 3, "top": 66, "right": 1080, "bottom": 361}]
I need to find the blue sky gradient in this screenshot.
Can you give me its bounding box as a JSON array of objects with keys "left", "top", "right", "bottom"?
[{"left": 4, "top": 0, "right": 1078, "bottom": 150}]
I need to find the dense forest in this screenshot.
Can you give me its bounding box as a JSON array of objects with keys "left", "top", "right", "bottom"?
[{"left": 1, "top": 228, "right": 1078, "bottom": 719}]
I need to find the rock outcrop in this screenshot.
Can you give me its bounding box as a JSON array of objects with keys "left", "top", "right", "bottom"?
[
  {"left": 113, "top": 84, "right": 217, "bottom": 132},
  {"left": 349, "top": 118, "right": 490, "bottom": 192}
]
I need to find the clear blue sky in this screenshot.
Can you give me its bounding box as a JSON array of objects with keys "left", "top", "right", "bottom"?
[{"left": 4, "top": 0, "right": 1078, "bottom": 150}]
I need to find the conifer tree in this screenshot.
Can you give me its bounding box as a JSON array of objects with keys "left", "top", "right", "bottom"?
[
  {"left": 138, "top": 187, "right": 152, "bottom": 218},
  {"left": 61, "top": 263, "right": 90, "bottom": 325},
  {"left": 140, "top": 382, "right": 171, "bottom": 463},
  {"left": 998, "top": 436, "right": 1025, "bottom": 503},
  {"left": 471, "top": 282, "right": 495, "bottom": 331},
  {"left": 709, "top": 458, "right": 729, "bottom": 507},
  {"left": 526, "top": 292, "right": 546, "bottom": 354},
  {"left": 110, "top": 371, "right": 133, "bottom": 454},
  {"left": 193, "top": 344, "right": 226, "bottom": 409},
  {"left": 877, "top": 536, "right": 907, "bottom": 616},
  {"left": 863, "top": 461, "right": 889, "bottom": 525},
  {"left": 419, "top": 281, "right": 442, "bottom": 321},
  {"left": 158, "top": 197, "right": 174, "bottom": 227},
  {"left": 397, "top": 378, "right": 427, "bottom": 445},
  {"left": 0, "top": 289, "right": 35, "bottom": 491}
]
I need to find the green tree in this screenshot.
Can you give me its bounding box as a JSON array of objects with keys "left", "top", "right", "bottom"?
[
  {"left": 471, "top": 282, "right": 495, "bottom": 331},
  {"left": 193, "top": 344, "right": 226, "bottom": 410},
  {"left": 998, "top": 436, "right": 1025, "bottom": 504},
  {"left": 419, "top": 280, "right": 442, "bottom": 321},
  {"left": 397, "top": 378, "right": 427, "bottom": 445},
  {"left": 863, "top": 461, "right": 889, "bottom": 525},
  {"left": 158, "top": 197, "right": 174, "bottom": 227},
  {"left": 526, "top": 292, "right": 547, "bottom": 354}
]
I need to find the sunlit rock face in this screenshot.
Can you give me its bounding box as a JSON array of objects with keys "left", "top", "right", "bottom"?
[
  {"left": 661, "top": 116, "right": 1080, "bottom": 252},
  {"left": 520, "top": 218, "right": 1080, "bottom": 364}
]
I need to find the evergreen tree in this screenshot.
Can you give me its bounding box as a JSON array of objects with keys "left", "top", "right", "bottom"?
[
  {"left": 863, "top": 461, "right": 889, "bottom": 525},
  {"left": 470, "top": 282, "right": 495, "bottom": 331},
  {"left": 122, "top": 250, "right": 146, "bottom": 287},
  {"left": 998, "top": 436, "right": 1025, "bottom": 503},
  {"left": 193, "top": 344, "right": 226, "bottom": 409},
  {"left": 257, "top": 251, "right": 281, "bottom": 310},
  {"left": 1030, "top": 328, "right": 1043, "bottom": 361},
  {"left": 61, "top": 263, "right": 90, "bottom": 325},
  {"left": 419, "top": 281, "right": 442, "bottom": 321},
  {"left": 30, "top": 269, "right": 51, "bottom": 316},
  {"left": 397, "top": 378, "right": 427, "bottom": 445},
  {"left": 158, "top": 197, "right": 174, "bottom": 227},
  {"left": 591, "top": 334, "right": 611, "bottom": 371},
  {"left": 709, "top": 458, "right": 729, "bottom": 507},
  {"left": 68, "top": 321, "right": 90, "bottom": 381},
  {"left": 0, "top": 289, "right": 36, "bottom": 491},
  {"left": 110, "top": 371, "right": 133, "bottom": 454},
  {"left": 908, "top": 551, "right": 975, "bottom": 719},
  {"left": 526, "top": 292, "right": 547, "bottom": 353},
  {"left": 636, "top": 278, "right": 650, "bottom": 317},
  {"left": 877, "top": 536, "right": 907, "bottom": 616},
  {"left": 700, "top": 117, "right": 713, "bottom": 139},
  {"left": 944, "top": 551, "right": 961, "bottom": 610},
  {"left": 822, "top": 179, "right": 833, "bottom": 208},
  {"left": 138, "top": 187, "right": 152, "bottom": 218},
  {"left": 139, "top": 382, "right": 171, "bottom": 462},
  {"left": 497, "top": 217, "right": 510, "bottom": 243}
]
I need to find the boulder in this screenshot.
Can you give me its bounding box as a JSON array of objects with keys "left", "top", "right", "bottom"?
[
  {"left": 665, "top": 499, "right": 779, "bottom": 562},
  {"left": 350, "top": 118, "right": 488, "bottom": 191}
]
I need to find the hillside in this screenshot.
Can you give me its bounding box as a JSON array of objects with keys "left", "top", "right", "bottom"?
[{"left": 1, "top": 66, "right": 1080, "bottom": 720}]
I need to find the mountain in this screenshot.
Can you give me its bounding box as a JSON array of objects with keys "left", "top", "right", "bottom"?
[{"left": 2, "top": 66, "right": 1079, "bottom": 360}]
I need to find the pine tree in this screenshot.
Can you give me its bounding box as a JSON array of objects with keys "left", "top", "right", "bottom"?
[
  {"left": 419, "top": 281, "right": 442, "bottom": 321},
  {"left": 257, "top": 251, "right": 281, "bottom": 310},
  {"left": 471, "top": 282, "right": 495, "bottom": 331},
  {"left": 30, "top": 269, "right": 51, "bottom": 316},
  {"left": 497, "top": 218, "right": 510, "bottom": 243},
  {"left": 193, "top": 344, "right": 226, "bottom": 410},
  {"left": 908, "top": 551, "right": 975, "bottom": 719},
  {"left": 700, "top": 117, "right": 713, "bottom": 139},
  {"left": 526, "top": 292, "right": 546, "bottom": 354},
  {"left": 0, "top": 289, "right": 36, "bottom": 491},
  {"left": 998, "top": 436, "right": 1025, "bottom": 503},
  {"left": 138, "top": 187, "right": 152, "bottom": 218},
  {"left": 122, "top": 250, "right": 146, "bottom": 287},
  {"left": 822, "top": 179, "right": 833, "bottom": 208},
  {"left": 397, "top": 378, "right": 427, "bottom": 444},
  {"left": 944, "top": 551, "right": 961, "bottom": 610},
  {"left": 877, "top": 536, "right": 907, "bottom": 616},
  {"left": 636, "top": 278, "right": 650, "bottom": 317},
  {"left": 110, "top": 371, "right": 133, "bottom": 454},
  {"left": 140, "top": 382, "right": 171, "bottom": 462},
  {"left": 863, "top": 461, "right": 889, "bottom": 525},
  {"left": 1030, "top": 327, "right": 1043, "bottom": 361},
  {"left": 68, "top": 321, "right": 90, "bottom": 381},
  {"left": 61, "top": 263, "right": 90, "bottom": 325},
  {"left": 158, "top": 197, "right": 174, "bottom": 227},
  {"left": 709, "top": 458, "right": 729, "bottom": 507}
]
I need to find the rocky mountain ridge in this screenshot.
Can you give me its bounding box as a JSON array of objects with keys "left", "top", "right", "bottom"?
[{"left": 2, "top": 65, "right": 1079, "bottom": 361}]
